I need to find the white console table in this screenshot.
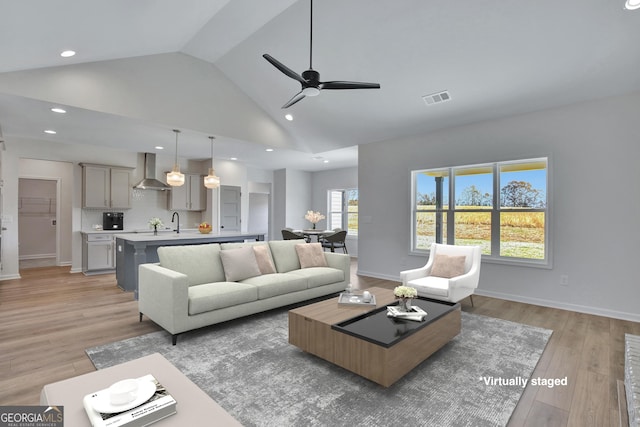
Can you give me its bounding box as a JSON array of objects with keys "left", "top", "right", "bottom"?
[{"left": 41, "top": 353, "right": 242, "bottom": 426}]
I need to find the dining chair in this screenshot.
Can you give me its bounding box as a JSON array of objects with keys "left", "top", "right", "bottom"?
[
  {"left": 282, "top": 229, "right": 308, "bottom": 241},
  {"left": 318, "top": 228, "right": 342, "bottom": 243},
  {"left": 321, "top": 230, "right": 348, "bottom": 254}
]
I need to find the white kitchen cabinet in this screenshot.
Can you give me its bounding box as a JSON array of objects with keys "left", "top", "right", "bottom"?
[
  {"left": 83, "top": 233, "right": 115, "bottom": 273},
  {"left": 81, "top": 164, "right": 132, "bottom": 209},
  {"left": 168, "top": 174, "right": 204, "bottom": 211}
]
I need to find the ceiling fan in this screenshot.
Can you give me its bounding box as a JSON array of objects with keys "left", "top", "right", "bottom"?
[{"left": 263, "top": 0, "right": 380, "bottom": 109}]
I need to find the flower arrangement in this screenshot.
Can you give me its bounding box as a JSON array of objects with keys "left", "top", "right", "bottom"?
[
  {"left": 394, "top": 285, "right": 417, "bottom": 312},
  {"left": 148, "top": 217, "right": 164, "bottom": 229},
  {"left": 148, "top": 217, "right": 163, "bottom": 235},
  {"left": 393, "top": 285, "right": 417, "bottom": 299},
  {"left": 304, "top": 210, "right": 325, "bottom": 229}
]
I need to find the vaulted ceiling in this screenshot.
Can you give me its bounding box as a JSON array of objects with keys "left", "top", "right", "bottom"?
[{"left": 0, "top": 0, "right": 638, "bottom": 171}]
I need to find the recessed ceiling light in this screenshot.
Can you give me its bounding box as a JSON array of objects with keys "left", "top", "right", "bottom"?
[
  {"left": 44, "top": 129, "right": 57, "bottom": 134},
  {"left": 265, "top": 148, "right": 274, "bottom": 152},
  {"left": 51, "top": 107, "right": 66, "bottom": 114},
  {"left": 154, "top": 146, "right": 164, "bottom": 150},
  {"left": 625, "top": 0, "right": 640, "bottom": 9},
  {"left": 230, "top": 157, "right": 238, "bottom": 161},
  {"left": 60, "top": 50, "right": 76, "bottom": 58},
  {"left": 323, "top": 160, "right": 330, "bottom": 163},
  {"left": 285, "top": 114, "right": 293, "bottom": 121}
]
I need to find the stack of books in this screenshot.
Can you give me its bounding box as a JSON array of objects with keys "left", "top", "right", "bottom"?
[
  {"left": 386, "top": 305, "right": 428, "bottom": 322},
  {"left": 83, "top": 374, "right": 176, "bottom": 427}
]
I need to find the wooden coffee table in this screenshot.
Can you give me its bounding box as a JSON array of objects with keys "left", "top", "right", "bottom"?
[{"left": 289, "top": 287, "right": 461, "bottom": 387}]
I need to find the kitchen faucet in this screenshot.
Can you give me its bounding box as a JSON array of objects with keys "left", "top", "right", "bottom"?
[{"left": 171, "top": 211, "right": 180, "bottom": 234}]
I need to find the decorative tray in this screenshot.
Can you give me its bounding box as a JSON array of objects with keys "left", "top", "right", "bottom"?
[{"left": 338, "top": 292, "right": 377, "bottom": 306}]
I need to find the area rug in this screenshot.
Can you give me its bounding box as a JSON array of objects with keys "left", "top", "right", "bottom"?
[{"left": 86, "top": 309, "right": 552, "bottom": 427}]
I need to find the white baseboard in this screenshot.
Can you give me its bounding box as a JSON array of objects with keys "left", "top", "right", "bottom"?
[
  {"left": 356, "top": 270, "right": 640, "bottom": 323},
  {"left": 356, "top": 269, "right": 401, "bottom": 283},
  {"left": 0, "top": 273, "right": 21, "bottom": 281},
  {"left": 19, "top": 254, "right": 56, "bottom": 260},
  {"left": 69, "top": 267, "right": 82, "bottom": 274},
  {"left": 474, "top": 289, "right": 640, "bottom": 323}
]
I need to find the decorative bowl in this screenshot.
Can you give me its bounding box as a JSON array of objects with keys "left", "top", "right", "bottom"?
[{"left": 199, "top": 226, "right": 212, "bottom": 234}]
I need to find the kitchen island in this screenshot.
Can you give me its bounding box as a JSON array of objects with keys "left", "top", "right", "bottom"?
[{"left": 115, "top": 231, "right": 264, "bottom": 298}]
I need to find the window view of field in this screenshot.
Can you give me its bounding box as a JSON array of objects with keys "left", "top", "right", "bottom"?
[
  {"left": 414, "top": 160, "right": 547, "bottom": 260},
  {"left": 330, "top": 189, "right": 358, "bottom": 236},
  {"left": 347, "top": 189, "right": 358, "bottom": 236}
]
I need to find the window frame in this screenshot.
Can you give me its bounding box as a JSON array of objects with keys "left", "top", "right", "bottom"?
[
  {"left": 327, "top": 188, "right": 358, "bottom": 236},
  {"left": 411, "top": 157, "right": 551, "bottom": 268}
]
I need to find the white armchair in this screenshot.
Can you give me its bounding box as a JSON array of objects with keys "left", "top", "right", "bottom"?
[{"left": 400, "top": 243, "right": 481, "bottom": 306}]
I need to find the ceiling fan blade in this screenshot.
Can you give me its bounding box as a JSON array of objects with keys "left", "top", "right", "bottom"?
[
  {"left": 263, "top": 54, "right": 307, "bottom": 85},
  {"left": 320, "top": 81, "right": 381, "bottom": 90},
  {"left": 282, "top": 91, "right": 306, "bottom": 109}
]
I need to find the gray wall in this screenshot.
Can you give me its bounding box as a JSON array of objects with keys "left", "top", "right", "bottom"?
[
  {"left": 358, "top": 91, "right": 640, "bottom": 321},
  {"left": 272, "top": 169, "right": 312, "bottom": 233}
]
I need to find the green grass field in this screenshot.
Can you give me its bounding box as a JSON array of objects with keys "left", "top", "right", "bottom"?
[{"left": 416, "top": 209, "right": 545, "bottom": 259}]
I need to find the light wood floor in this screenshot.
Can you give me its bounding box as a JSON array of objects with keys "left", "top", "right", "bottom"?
[{"left": 1, "top": 262, "right": 638, "bottom": 427}]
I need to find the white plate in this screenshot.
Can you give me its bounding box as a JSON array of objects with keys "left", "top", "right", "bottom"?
[{"left": 92, "top": 379, "right": 156, "bottom": 414}]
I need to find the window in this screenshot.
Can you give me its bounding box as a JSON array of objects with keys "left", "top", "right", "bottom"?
[
  {"left": 412, "top": 158, "right": 548, "bottom": 266},
  {"left": 328, "top": 189, "right": 358, "bottom": 236}
]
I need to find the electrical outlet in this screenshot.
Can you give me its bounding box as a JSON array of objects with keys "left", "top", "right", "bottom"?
[{"left": 559, "top": 275, "right": 569, "bottom": 286}]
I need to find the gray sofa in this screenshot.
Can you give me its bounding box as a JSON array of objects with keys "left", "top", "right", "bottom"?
[{"left": 138, "top": 240, "right": 350, "bottom": 344}]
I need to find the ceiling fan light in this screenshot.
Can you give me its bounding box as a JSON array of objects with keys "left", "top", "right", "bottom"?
[
  {"left": 625, "top": 0, "right": 640, "bottom": 9},
  {"left": 167, "top": 165, "right": 185, "bottom": 187},
  {"left": 204, "top": 168, "right": 220, "bottom": 189},
  {"left": 302, "top": 87, "right": 320, "bottom": 97}
]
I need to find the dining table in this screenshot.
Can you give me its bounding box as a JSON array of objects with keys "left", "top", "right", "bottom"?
[{"left": 298, "top": 229, "right": 331, "bottom": 242}]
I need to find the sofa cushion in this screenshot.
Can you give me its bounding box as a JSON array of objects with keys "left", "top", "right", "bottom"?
[
  {"left": 295, "top": 243, "right": 328, "bottom": 268},
  {"left": 157, "top": 244, "right": 225, "bottom": 286},
  {"left": 240, "top": 273, "right": 307, "bottom": 299},
  {"left": 253, "top": 245, "right": 276, "bottom": 274},
  {"left": 431, "top": 254, "right": 466, "bottom": 278},
  {"left": 288, "top": 267, "right": 345, "bottom": 289},
  {"left": 408, "top": 276, "right": 450, "bottom": 297},
  {"left": 219, "top": 246, "right": 262, "bottom": 281},
  {"left": 268, "top": 240, "right": 302, "bottom": 273},
  {"left": 220, "top": 242, "right": 276, "bottom": 274},
  {"left": 188, "top": 282, "right": 258, "bottom": 315}
]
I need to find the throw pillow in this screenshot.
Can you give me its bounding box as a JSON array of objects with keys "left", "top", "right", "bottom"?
[
  {"left": 430, "top": 254, "right": 466, "bottom": 278},
  {"left": 295, "top": 243, "right": 328, "bottom": 268},
  {"left": 219, "top": 246, "right": 262, "bottom": 281},
  {"left": 253, "top": 245, "right": 276, "bottom": 274}
]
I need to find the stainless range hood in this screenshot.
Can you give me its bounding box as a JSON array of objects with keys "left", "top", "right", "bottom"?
[{"left": 133, "top": 153, "right": 171, "bottom": 190}]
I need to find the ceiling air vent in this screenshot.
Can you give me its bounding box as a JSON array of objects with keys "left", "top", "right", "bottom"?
[{"left": 422, "top": 90, "right": 451, "bottom": 106}]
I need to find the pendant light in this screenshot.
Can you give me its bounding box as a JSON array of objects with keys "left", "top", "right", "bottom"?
[
  {"left": 204, "top": 136, "right": 221, "bottom": 189},
  {"left": 166, "top": 129, "right": 185, "bottom": 187}
]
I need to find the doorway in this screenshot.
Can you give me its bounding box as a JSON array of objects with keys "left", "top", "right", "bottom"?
[
  {"left": 18, "top": 178, "right": 58, "bottom": 269},
  {"left": 220, "top": 185, "right": 241, "bottom": 232},
  {"left": 248, "top": 192, "right": 269, "bottom": 237}
]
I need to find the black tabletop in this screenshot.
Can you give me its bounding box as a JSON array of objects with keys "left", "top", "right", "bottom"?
[{"left": 331, "top": 298, "right": 459, "bottom": 348}]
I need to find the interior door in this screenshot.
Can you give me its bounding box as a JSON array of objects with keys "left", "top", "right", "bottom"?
[{"left": 220, "top": 185, "right": 241, "bottom": 232}]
